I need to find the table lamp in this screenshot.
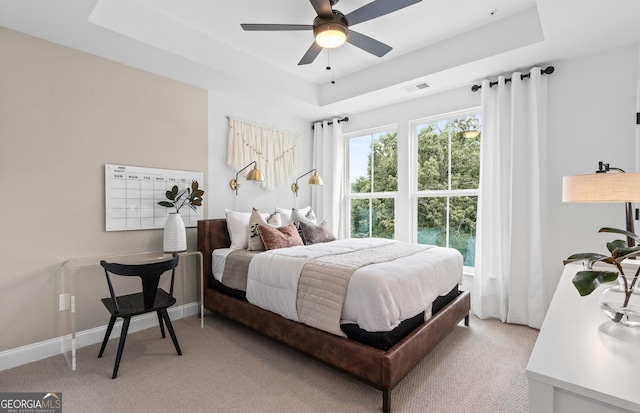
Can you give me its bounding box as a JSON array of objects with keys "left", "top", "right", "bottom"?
[{"left": 563, "top": 161, "right": 640, "bottom": 247}]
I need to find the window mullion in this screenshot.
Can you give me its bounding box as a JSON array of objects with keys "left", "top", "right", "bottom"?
[
  {"left": 369, "top": 135, "right": 374, "bottom": 194},
  {"left": 447, "top": 126, "right": 452, "bottom": 247},
  {"left": 369, "top": 135, "right": 374, "bottom": 238}
]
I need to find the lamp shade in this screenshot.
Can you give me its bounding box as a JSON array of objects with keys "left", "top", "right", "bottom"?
[
  {"left": 308, "top": 171, "right": 323, "bottom": 185},
  {"left": 563, "top": 173, "right": 640, "bottom": 203},
  {"left": 246, "top": 164, "right": 265, "bottom": 182}
]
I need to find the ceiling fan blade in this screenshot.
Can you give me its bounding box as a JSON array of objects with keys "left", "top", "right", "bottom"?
[
  {"left": 298, "top": 42, "right": 323, "bottom": 65},
  {"left": 309, "top": 0, "right": 333, "bottom": 18},
  {"left": 241, "top": 24, "right": 313, "bottom": 31},
  {"left": 345, "top": 0, "right": 422, "bottom": 26},
  {"left": 346, "top": 30, "right": 392, "bottom": 57}
]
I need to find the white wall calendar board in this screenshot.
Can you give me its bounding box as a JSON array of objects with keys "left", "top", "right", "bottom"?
[{"left": 105, "top": 164, "right": 204, "bottom": 231}]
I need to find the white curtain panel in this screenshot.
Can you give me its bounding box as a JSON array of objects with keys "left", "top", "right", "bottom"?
[
  {"left": 312, "top": 119, "right": 347, "bottom": 239},
  {"left": 473, "top": 68, "right": 548, "bottom": 329},
  {"left": 227, "top": 117, "right": 301, "bottom": 190}
]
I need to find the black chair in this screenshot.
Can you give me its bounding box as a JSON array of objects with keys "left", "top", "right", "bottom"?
[{"left": 98, "top": 255, "right": 182, "bottom": 379}]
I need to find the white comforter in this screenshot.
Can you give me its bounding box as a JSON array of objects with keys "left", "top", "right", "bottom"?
[{"left": 245, "top": 238, "right": 463, "bottom": 333}]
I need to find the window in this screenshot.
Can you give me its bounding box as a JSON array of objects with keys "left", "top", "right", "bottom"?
[
  {"left": 343, "top": 110, "right": 480, "bottom": 270},
  {"left": 413, "top": 111, "right": 481, "bottom": 268},
  {"left": 347, "top": 128, "right": 397, "bottom": 239}
]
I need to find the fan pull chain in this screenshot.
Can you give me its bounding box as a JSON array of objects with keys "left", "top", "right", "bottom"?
[{"left": 326, "top": 50, "right": 336, "bottom": 84}]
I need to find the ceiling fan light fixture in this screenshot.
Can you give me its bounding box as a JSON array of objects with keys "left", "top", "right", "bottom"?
[{"left": 314, "top": 23, "right": 347, "bottom": 48}]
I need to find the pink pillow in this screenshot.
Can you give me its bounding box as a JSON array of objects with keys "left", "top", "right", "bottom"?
[{"left": 257, "top": 223, "right": 304, "bottom": 250}]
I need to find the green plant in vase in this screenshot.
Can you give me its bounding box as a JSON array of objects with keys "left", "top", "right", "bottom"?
[
  {"left": 564, "top": 227, "right": 640, "bottom": 325},
  {"left": 157, "top": 181, "right": 204, "bottom": 213}
]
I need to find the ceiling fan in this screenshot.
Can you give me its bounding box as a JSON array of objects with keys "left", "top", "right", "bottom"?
[{"left": 240, "top": 0, "right": 423, "bottom": 65}]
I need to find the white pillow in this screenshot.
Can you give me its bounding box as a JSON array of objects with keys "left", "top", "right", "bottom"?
[
  {"left": 248, "top": 208, "right": 282, "bottom": 251},
  {"left": 291, "top": 207, "right": 317, "bottom": 225},
  {"left": 277, "top": 206, "right": 311, "bottom": 225},
  {"left": 225, "top": 209, "right": 252, "bottom": 250}
]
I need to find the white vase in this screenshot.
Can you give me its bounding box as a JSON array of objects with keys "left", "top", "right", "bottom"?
[{"left": 163, "top": 213, "right": 187, "bottom": 253}]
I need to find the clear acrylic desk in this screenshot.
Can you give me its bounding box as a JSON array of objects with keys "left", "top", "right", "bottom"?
[{"left": 57, "top": 250, "right": 203, "bottom": 371}]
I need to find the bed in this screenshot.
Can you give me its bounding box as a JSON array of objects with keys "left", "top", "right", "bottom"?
[{"left": 197, "top": 218, "right": 470, "bottom": 412}]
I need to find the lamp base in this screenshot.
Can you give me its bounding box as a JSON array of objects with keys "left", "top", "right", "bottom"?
[{"left": 626, "top": 202, "right": 636, "bottom": 252}]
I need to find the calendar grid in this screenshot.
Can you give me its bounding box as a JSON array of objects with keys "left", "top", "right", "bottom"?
[{"left": 105, "top": 164, "right": 204, "bottom": 231}]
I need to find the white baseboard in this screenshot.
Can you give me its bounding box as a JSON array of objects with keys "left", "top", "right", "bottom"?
[{"left": 0, "top": 302, "right": 199, "bottom": 372}]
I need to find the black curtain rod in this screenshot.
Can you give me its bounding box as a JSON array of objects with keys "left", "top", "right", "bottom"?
[
  {"left": 471, "top": 66, "right": 554, "bottom": 92},
  {"left": 311, "top": 116, "right": 349, "bottom": 130}
]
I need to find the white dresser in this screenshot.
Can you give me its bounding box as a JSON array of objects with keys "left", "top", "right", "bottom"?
[{"left": 526, "top": 262, "right": 640, "bottom": 413}]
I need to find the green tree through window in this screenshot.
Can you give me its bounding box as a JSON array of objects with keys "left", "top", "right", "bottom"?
[
  {"left": 416, "top": 114, "right": 480, "bottom": 267},
  {"left": 349, "top": 130, "right": 397, "bottom": 239}
]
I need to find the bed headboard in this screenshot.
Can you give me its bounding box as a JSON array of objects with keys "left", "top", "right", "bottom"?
[{"left": 197, "top": 219, "right": 231, "bottom": 283}]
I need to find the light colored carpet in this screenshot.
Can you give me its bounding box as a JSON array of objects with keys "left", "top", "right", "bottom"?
[{"left": 0, "top": 313, "right": 538, "bottom": 412}]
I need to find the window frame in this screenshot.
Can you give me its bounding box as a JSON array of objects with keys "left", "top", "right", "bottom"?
[
  {"left": 344, "top": 125, "right": 398, "bottom": 239},
  {"left": 409, "top": 107, "right": 481, "bottom": 272}
]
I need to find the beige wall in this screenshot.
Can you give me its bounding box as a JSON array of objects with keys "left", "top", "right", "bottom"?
[{"left": 0, "top": 28, "right": 208, "bottom": 351}]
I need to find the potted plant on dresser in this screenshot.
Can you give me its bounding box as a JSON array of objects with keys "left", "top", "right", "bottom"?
[
  {"left": 158, "top": 181, "right": 204, "bottom": 254},
  {"left": 564, "top": 227, "right": 640, "bottom": 327}
]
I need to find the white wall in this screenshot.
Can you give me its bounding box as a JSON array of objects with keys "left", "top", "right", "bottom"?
[
  {"left": 207, "top": 90, "right": 315, "bottom": 218},
  {"left": 544, "top": 44, "right": 640, "bottom": 307},
  {"left": 341, "top": 43, "right": 640, "bottom": 314}
]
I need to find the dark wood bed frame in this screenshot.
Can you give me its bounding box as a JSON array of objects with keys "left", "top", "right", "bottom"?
[{"left": 197, "top": 218, "right": 471, "bottom": 412}]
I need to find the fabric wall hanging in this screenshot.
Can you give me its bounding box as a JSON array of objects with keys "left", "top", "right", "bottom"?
[{"left": 227, "top": 117, "right": 301, "bottom": 191}]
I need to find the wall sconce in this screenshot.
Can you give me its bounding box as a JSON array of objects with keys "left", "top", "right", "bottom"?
[
  {"left": 291, "top": 169, "right": 323, "bottom": 197},
  {"left": 230, "top": 161, "right": 265, "bottom": 195},
  {"left": 563, "top": 161, "right": 640, "bottom": 247}
]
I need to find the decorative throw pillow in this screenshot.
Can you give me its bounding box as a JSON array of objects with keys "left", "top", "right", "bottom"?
[
  {"left": 225, "top": 209, "right": 252, "bottom": 250},
  {"left": 258, "top": 223, "right": 304, "bottom": 250},
  {"left": 290, "top": 207, "right": 317, "bottom": 225},
  {"left": 248, "top": 208, "right": 282, "bottom": 251},
  {"left": 298, "top": 220, "right": 336, "bottom": 245},
  {"left": 276, "top": 206, "right": 311, "bottom": 225}
]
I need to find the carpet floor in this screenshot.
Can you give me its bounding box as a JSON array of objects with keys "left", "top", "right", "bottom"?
[{"left": 0, "top": 313, "right": 538, "bottom": 412}]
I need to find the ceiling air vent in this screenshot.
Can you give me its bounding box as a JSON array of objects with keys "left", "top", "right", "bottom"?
[{"left": 402, "top": 81, "right": 431, "bottom": 93}]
